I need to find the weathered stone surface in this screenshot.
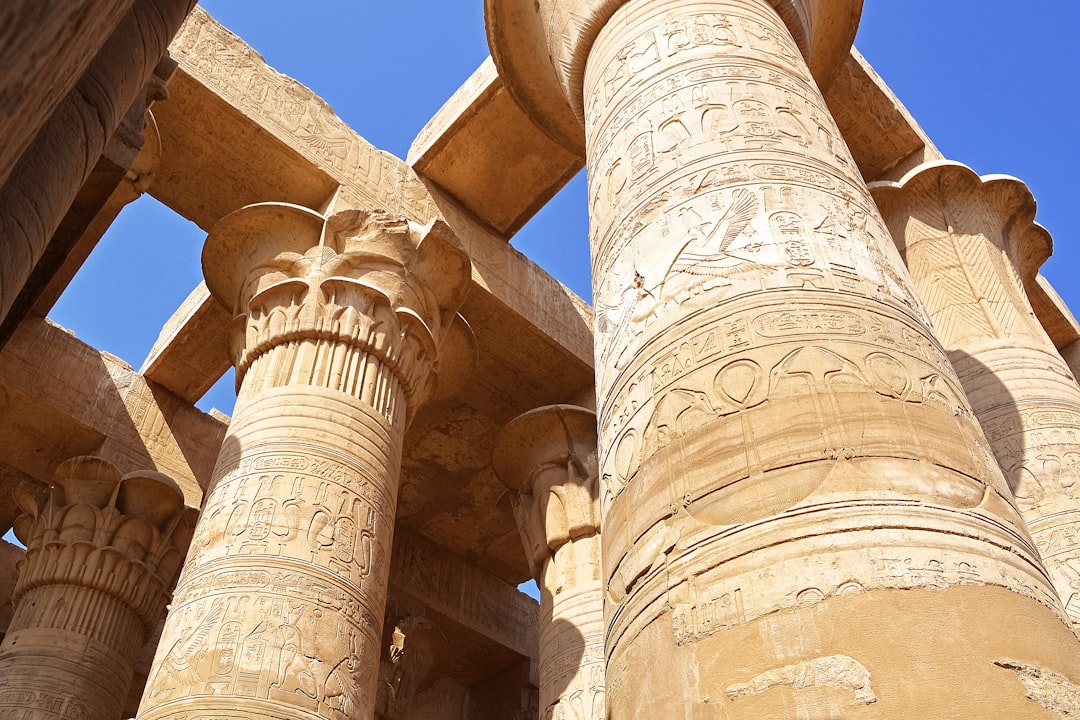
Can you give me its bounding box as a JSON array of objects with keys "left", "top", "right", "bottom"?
[
  {"left": 0, "top": 0, "right": 196, "bottom": 333},
  {"left": 409, "top": 57, "right": 584, "bottom": 237},
  {"left": 0, "top": 315, "right": 225, "bottom": 505},
  {"left": 3, "top": 3, "right": 1080, "bottom": 719},
  {"left": 0, "top": 457, "right": 193, "bottom": 720},
  {"left": 0, "top": 0, "right": 135, "bottom": 189},
  {"left": 873, "top": 161, "right": 1080, "bottom": 630},
  {"left": 494, "top": 405, "right": 605, "bottom": 720},
  {"left": 486, "top": 0, "right": 1080, "bottom": 715},
  {"left": 138, "top": 204, "right": 472, "bottom": 720}
]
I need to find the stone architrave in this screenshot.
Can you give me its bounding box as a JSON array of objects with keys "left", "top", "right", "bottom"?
[
  {"left": 493, "top": 405, "right": 605, "bottom": 720},
  {"left": 0, "top": 456, "right": 192, "bottom": 720},
  {"left": 872, "top": 161, "right": 1080, "bottom": 627},
  {"left": 487, "top": 0, "right": 1080, "bottom": 715},
  {"left": 137, "top": 203, "right": 471, "bottom": 720}
]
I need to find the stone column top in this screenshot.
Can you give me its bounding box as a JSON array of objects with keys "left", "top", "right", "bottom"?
[
  {"left": 11, "top": 456, "right": 195, "bottom": 631},
  {"left": 870, "top": 160, "right": 1053, "bottom": 285},
  {"left": 201, "top": 202, "right": 472, "bottom": 410},
  {"left": 492, "top": 404, "right": 598, "bottom": 493},
  {"left": 492, "top": 404, "right": 599, "bottom": 576},
  {"left": 485, "top": 0, "right": 862, "bottom": 142}
]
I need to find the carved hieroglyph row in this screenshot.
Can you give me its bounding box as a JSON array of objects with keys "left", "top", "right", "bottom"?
[
  {"left": 873, "top": 162, "right": 1080, "bottom": 631},
  {"left": 137, "top": 205, "right": 471, "bottom": 720},
  {"left": 549, "top": 0, "right": 1080, "bottom": 715}
]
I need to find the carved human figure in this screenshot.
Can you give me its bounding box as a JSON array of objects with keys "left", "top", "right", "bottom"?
[
  {"left": 0, "top": 457, "right": 193, "bottom": 720},
  {"left": 493, "top": 405, "right": 605, "bottom": 720},
  {"left": 873, "top": 161, "right": 1080, "bottom": 629},
  {"left": 488, "top": 0, "right": 1080, "bottom": 715},
  {"left": 137, "top": 204, "right": 471, "bottom": 720},
  {"left": 376, "top": 616, "right": 448, "bottom": 720}
]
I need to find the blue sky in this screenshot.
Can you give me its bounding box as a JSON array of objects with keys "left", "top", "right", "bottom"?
[{"left": 49, "top": 1, "right": 1080, "bottom": 419}]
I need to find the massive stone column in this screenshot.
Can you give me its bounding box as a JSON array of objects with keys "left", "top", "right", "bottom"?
[
  {"left": 488, "top": 0, "right": 1080, "bottom": 715},
  {"left": 0, "top": 456, "right": 191, "bottom": 720},
  {"left": 493, "top": 405, "right": 605, "bottom": 720},
  {"left": 137, "top": 204, "right": 471, "bottom": 720},
  {"left": 0, "top": 0, "right": 195, "bottom": 332},
  {"left": 873, "top": 161, "right": 1080, "bottom": 627}
]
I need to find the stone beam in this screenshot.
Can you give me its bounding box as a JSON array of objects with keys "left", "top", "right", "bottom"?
[
  {"left": 390, "top": 526, "right": 539, "bottom": 661},
  {"left": 141, "top": 283, "right": 232, "bottom": 405},
  {"left": 0, "top": 315, "right": 225, "bottom": 506},
  {"left": 823, "top": 49, "right": 942, "bottom": 183},
  {"left": 143, "top": 8, "right": 593, "bottom": 406},
  {"left": 408, "top": 57, "right": 584, "bottom": 237}
]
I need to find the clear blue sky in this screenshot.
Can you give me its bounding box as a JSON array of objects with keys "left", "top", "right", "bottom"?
[{"left": 49, "top": 1, "right": 1080, "bottom": 419}]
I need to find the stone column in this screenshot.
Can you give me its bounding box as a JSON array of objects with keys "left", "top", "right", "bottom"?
[
  {"left": 0, "top": 456, "right": 191, "bottom": 720},
  {"left": 137, "top": 204, "right": 470, "bottom": 720},
  {"left": 0, "top": 0, "right": 195, "bottom": 331},
  {"left": 872, "top": 161, "right": 1080, "bottom": 626},
  {"left": 493, "top": 405, "right": 604, "bottom": 720},
  {"left": 378, "top": 616, "right": 448, "bottom": 720},
  {"left": 488, "top": 0, "right": 1080, "bottom": 715}
]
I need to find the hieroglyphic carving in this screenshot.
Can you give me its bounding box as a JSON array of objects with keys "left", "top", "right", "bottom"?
[
  {"left": 725, "top": 654, "right": 877, "bottom": 707},
  {"left": 170, "top": 8, "right": 438, "bottom": 223},
  {"left": 873, "top": 162, "right": 1080, "bottom": 630},
  {"left": 136, "top": 204, "right": 471, "bottom": 720},
  {"left": 493, "top": 406, "right": 605, "bottom": 720},
  {"left": 0, "top": 457, "right": 192, "bottom": 720},
  {"left": 567, "top": 0, "right": 1080, "bottom": 716}
]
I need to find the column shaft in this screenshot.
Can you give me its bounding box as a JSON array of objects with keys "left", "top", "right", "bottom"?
[
  {"left": 873, "top": 162, "right": 1080, "bottom": 628},
  {"left": 579, "top": 0, "right": 1080, "bottom": 715},
  {"left": 494, "top": 405, "right": 606, "bottom": 720},
  {"left": 137, "top": 205, "right": 469, "bottom": 720}
]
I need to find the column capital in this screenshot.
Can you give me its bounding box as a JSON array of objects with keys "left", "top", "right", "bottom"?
[
  {"left": 871, "top": 160, "right": 1052, "bottom": 286},
  {"left": 485, "top": 0, "right": 861, "bottom": 140},
  {"left": 492, "top": 404, "right": 599, "bottom": 578},
  {"left": 11, "top": 456, "right": 194, "bottom": 632},
  {"left": 202, "top": 203, "right": 472, "bottom": 417}
]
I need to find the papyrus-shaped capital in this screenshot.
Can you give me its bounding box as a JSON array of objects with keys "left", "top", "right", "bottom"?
[{"left": 492, "top": 404, "right": 599, "bottom": 578}]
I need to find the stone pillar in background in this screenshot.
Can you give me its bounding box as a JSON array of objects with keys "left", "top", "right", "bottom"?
[
  {"left": 137, "top": 204, "right": 471, "bottom": 720},
  {"left": 493, "top": 405, "right": 604, "bottom": 720},
  {"left": 488, "top": 0, "right": 1080, "bottom": 715},
  {"left": 873, "top": 161, "right": 1080, "bottom": 627},
  {"left": 378, "top": 616, "right": 449, "bottom": 720},
  {"left": 0, "top": 456, "right": 192, "bottom": 720}
]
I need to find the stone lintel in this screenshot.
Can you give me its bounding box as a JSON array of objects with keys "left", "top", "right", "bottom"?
[
  {"left": 141, "top": 282, "right": 233, "bottom": 405},
  {"left": 1030, "top": 273, "right": 1080, "bottom": 353},
  {"left": 0, "top": 315, "right": 224, "bottom": 506},
  {"left": 144, "top": 8, "right": 594, "bottom": 403},
  {"left": 824, "top": 48, "right": 942, "bottom": 183},
  {"left": 390, "top": 526, "right": 539, "bottom": 661},
  {"left": 409, "top": 57, "right": 584, "bottom": 237}
]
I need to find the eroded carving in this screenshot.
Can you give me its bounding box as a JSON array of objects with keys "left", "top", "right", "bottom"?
[{"left": 726, "top": 654, "right": 876, "bottom": 706}]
